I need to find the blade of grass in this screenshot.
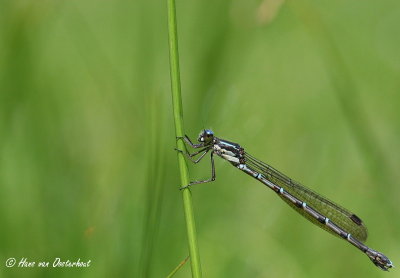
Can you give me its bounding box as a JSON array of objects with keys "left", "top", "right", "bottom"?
[
  {"left": 166, "top": 256, "right": 190, "bottom": 278},
  {"left": 167, "top": 0, "right": 202, "bottom": 277},
  {"left": 138, "top": 97, "right": 166, "bottom": 277}
]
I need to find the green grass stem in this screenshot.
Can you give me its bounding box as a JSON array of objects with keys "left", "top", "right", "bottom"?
[{"left": 167, "top": 0, "right": 202, "bottom": 277}]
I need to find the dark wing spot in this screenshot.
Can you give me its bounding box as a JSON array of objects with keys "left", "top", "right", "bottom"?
[{"left": 350, "top": 214, "right": 363, "bottom": 226}]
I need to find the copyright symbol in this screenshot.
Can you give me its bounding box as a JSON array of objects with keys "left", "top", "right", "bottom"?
[{"left": 6, "top": 258, "right": 16, "bottom": 267}]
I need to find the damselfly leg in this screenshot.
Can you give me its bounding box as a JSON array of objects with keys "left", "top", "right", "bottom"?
[
  {"left": 175, "top": 147, "right": 209, "bottom": 162},
  {"left": 176, "top": 135, "right": 216, "bottom": 189},
  {"left": 176, "top": 135, "right": 203, "bottom": 148}
]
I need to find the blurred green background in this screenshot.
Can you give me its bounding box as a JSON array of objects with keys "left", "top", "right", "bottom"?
[{"left": 0, "top": 0, "right": 399, "bottom": 277}]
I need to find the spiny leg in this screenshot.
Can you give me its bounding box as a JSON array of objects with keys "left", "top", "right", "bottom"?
[
  {"left": 190, "top": 149, "right": 211, "bottom": 164},
  {"left": 176, "top": 148, "right": 210, "bottom": 163},
  {"left": 176, "top": 135, "right": 203, "bottom": 149},
  {"left": 175, "top": 146, "right": 209, "bottom": 160},
  {"left": 180, "top": 151, "right": 216, "bottom": 190}
]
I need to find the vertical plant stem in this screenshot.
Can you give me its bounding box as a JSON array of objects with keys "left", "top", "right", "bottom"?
[{"left": 167, "top": 0, "right": 202, "bottom": 277}]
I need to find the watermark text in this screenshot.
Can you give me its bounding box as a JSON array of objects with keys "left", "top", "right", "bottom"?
[{"left": 5, "top": 257, "right": 91, "bottom": 268}]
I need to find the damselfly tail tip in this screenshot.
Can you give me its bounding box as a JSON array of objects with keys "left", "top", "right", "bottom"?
[{"left": 366, "top": 250, "right": 393, "bottom": 271}]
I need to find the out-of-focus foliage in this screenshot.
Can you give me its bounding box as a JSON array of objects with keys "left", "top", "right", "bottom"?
[{"left": 0, "top": 0, "right": 399, "bottom": 277}]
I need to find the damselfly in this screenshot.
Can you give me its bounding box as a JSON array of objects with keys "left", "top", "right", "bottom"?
[{"left": 177, "top": 129, "right": 393, "bottom": 271}]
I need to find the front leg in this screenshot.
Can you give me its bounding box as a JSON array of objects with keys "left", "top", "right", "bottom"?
[
  {"left": 177, "top": 135, "right": 204, "bottom": 149},
  {"left": 176, "top": 147, "right": 210, "bottom": 163}
]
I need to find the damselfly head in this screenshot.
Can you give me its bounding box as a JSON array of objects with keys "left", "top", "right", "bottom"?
[{"left": 198, "top": 129, "right": 214, "bottom": 144}]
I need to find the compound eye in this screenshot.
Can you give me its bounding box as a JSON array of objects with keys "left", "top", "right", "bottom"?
[{"left": 205, "top": 130, "right": 213, "bottom": 136}]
